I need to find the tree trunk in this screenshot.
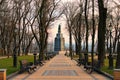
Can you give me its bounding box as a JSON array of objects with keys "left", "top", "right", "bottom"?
[
  {"left": 78, "top": 28, "right": 81, "bottom": 59},
  {"left": 116, "top": 37, "right": 120, "bottom": 68},
  {"left": 25, "top": 36, "right": 34, "bottom": 55},
  {"left": 75, "top": 41, "right": 78, "bottom": 55},
  {"left": 7, "top": 45, "right": 10, "bottom": 58},
  {"left": 113, "top": 29, "right": 118, "bottom": 54},
  {"left": 91, "top": 0, "right": 95, "bottom": 68},
  {"left": 98, "top": 0, "right": 107, "bottom": 68},
  {"left": 69, "top": 27, "right": 73, "bottom": 60},
  {"left": 85, "top": 0, "right": 88, "bottom": 64},
  {"left": 106, "top": 37, "right": 109, "bottom": 53}
]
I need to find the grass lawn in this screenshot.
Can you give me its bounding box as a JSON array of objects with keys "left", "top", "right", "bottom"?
[
  {"left": 101, "top": 66, "right": 113, "bottom": 75},
  {"left": 101, "top": 59, "right": 116, "bottom": 76},
  {"left": 0, "top": 55, "right": 34, "bottom": 75}
]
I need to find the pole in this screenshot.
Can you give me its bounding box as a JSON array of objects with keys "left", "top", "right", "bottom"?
[
  {"left": 13, "top": 29, "right": 17, "bottom": 67},
  {"left": 34, "top": 53, "right": 37, "bottom": 65},
  {"left": 91, "top": 0, "right": 95, "bottom": 71}
]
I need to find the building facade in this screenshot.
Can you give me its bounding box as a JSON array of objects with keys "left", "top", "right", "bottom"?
[{"left": 54, "top": 24, "right": 65, "bottom": 51}]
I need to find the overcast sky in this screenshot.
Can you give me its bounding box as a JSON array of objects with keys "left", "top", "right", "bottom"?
[
  {"left": 47, "top": 0, "right": 120, "bottom": 50},
  {"left": 48, "top": 17, "right": 70, "bottom": 46},
  {"left": 47, "top": 0, "right": 77, "bottom": 46},
  {"left": 47, "top": 0, "right": 79, "bottom": 44}
]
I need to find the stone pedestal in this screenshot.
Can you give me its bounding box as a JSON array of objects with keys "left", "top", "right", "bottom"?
[
  {"left": 0, "top": 69, "right": 6, "bottom": 80},
  {"left": 114, "top": 69, "right": 120, "bottom": 80}
]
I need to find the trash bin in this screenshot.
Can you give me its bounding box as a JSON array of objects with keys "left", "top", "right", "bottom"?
[
  {"left": 114, "top": 69, "right": 120, "bottom": 80},
  {"left": 0, "top": 69, "right": 6, "bottom": 80}
]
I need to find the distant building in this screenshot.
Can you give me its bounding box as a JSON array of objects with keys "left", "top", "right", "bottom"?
[{"left": 54, "top": 24, "right": 65, "bottom": 51}]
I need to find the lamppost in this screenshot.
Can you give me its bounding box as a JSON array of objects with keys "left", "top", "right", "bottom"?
[
  {"left": 33, "top": 47, "right": 37, "bottom": 65},
  {"left": 13, "top": 27, "right": 17, "bottom": 67},
  {"left": 108, "top": 22, "right": 113, "bottom": 69}
]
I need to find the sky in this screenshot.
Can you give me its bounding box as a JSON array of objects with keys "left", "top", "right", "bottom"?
[
  {"left": 47, "top": 0, "right": 120, "bottom": 50},
  {"left": 47, "top": 17, "right": 71, "bottom": 47},
  {"left": 47, "top": 0, "right": 90, "bottom": 50},
  {"left": 47, "top": 0, "right": 75, "bottom": 49}
]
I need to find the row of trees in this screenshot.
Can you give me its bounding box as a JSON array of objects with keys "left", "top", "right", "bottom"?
[
  {"left": 0, "top": 0, "right": 120, "bottom": 69},
  {"left": 63, "top": 0, "right": 120, "bottom": 69},
  {"left": 0, "top": 0, "right": 62, "bottom": 67}
]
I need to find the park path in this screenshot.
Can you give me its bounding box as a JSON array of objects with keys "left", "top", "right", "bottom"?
[{"left": 10, "top": 51, "right": 111, "bottom": 80}]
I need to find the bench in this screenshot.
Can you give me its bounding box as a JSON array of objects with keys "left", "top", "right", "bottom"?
[
  {"left": 84, "top": 65, "right": 93, "bottom": 74},
  {"left": 48, "top": 53, "right": 56, "bottom": 59},
  {"left": 84, "top": 62, "right": 93, "bottom": 74},
  {"left": 45, "top": 56, "right": 50, "bottom": 60},
  {"left": 76, "top": 59, "right": 85, "bottom": 66},
  {"left": 19, "top": 60, "right": 37, "bottom": 74},
  {"left": 35, "top": 59, "right": 44, "bottom": 66}
]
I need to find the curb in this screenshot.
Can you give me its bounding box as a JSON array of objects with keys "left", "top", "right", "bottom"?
[
  {"left": 6, "top": 65, "right": 43, "bottom": 80},
  {"left": 94, "top": 68, "right": 114, "bottom": 80},
  {"left": 74, "top": 59, "right": 114, "bottom": 80},
  {"left": 7, "top": 71, "right": 19, "bottom": 80}
]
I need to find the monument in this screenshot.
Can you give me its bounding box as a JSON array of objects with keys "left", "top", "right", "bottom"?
[{"left": 54, "top": 24, "right": 65, "bottom": 51}]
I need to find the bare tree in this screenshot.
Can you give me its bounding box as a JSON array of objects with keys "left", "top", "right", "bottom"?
[
  {"left": 7, "top": 0, "right": 33, "bottom": 67},
  {"left": 97, "top": 0, "right": 107, "bottom": 68},
  {"left": 0, "top": 0, "right": 4, "bottom": 5},
  {"left": 0, "top": 0, "right": 13, "bottom": 57},
  {"left": 30, "top": 0, "right": 62, "bottom": 60},
  {"left": 116, "top": 30, "right": 120, "bottom": 68},
  {"left": 72, "top": 0, "right": 84, "bottom": 60},
  {"left": 63, "top": 1, "right": 79, "bottom": 60}
]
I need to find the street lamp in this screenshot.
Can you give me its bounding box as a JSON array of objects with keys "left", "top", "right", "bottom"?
[
  {"left": 108, "top": 22, "right": 113, "bottom": 69},
  {"left": 33, "top": 47, "right": 37, "bottom": 65},
  {"left": 13, "top": 27, "right": 18, "bottom": 67}
]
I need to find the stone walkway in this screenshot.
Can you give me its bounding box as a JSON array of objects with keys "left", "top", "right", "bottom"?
[{"left": 10, "top": 51, "right": 111, "bottom": 80}]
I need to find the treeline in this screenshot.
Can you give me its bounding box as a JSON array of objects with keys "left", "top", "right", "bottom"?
[
  {"left": 62, "top": 0, "right": 120, "bottom": 69},
  {"left": 0, "top": 0, "right": 62, "bottom": 60},
  {"left": 0, "top": 0, "right": 120, "bottom": 68}
]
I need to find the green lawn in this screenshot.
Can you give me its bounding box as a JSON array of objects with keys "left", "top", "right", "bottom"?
[
  {"left": 101, "top": 59, "right": 116, "bottom": 76},
  {"left": 0, "top": 55, "right": 34, "bottom": 75},
  {"left": 101, "top": 66, "right": 113, "bottom": 75}
]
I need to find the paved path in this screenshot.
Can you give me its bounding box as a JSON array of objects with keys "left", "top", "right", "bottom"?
[{"left": 10, "top": 51, "right": 111, "bottom": 80}]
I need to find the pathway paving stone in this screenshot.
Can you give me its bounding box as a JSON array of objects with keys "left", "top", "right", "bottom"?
[{"left": 9, "top": 51, "right": 111, "bottom": 80}]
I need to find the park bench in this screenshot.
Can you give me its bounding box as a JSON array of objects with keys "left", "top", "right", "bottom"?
[
  {"left": 84, "top": 60, "right": 98, "bottom": 74},
  {"left": 35, "top": 59, "right": 44, "bottom": 66},
  {"left": 76, "top": 59, "right": 85, "bottom": 66},
  {"left": 49, "top": 54, "right": 54, "bottom": 58},
  {"left": 19, "top": 60, "right": 37, "bottom": 74},
  {"left": 84, "top": 62, "right": 94, "bottom": 74},
  {"left": 84, "top": 64, "right": 93, "bottom": 74},
  {"left": 45, "top": 56, "right": 50, "bottom": 60},
  {"left": 48, "top": 52, "right": 56, "bottom": 59}
]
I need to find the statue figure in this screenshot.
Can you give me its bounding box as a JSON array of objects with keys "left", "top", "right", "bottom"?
[{"left": 58, "top": 24, "right": 61, "bottom": 33}]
